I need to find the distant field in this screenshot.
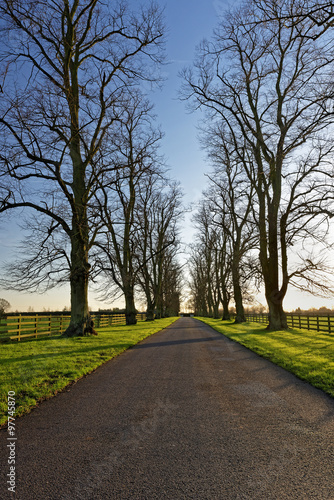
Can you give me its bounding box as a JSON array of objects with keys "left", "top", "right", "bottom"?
[
  {"left": 197, "top": 317, "right": 334, "bottom": 399},
  {"left": 0, "top": 317, "right": 178, "bottom": 427}
]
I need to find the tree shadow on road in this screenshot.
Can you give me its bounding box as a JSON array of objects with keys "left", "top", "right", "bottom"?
[{"left": 133, "top": 337, "right": 218, "bottom": 348}]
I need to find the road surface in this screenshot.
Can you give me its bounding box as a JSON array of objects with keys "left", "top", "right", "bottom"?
[{"left": 1, "top": 317, "right": 334, "bottom": 499}]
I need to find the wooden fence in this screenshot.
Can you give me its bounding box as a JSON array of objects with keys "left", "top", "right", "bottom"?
[
  {"left": 245, "top": 313, "right": 334, "bottom": 334},
  {"left": 0, "top": 312, "right": 146, "bottom": 342}
]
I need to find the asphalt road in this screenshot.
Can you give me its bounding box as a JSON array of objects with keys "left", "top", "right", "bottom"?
[{"left": 1, "top": 317, "right": 334, "bottom": 499}]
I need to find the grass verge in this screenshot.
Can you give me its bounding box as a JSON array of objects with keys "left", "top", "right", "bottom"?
[
  {"left": 0, "top": 317, "right": 178, "bottom": 427},
  {"left": 196, "top": 317, "right": 334, "bottom": 398}
]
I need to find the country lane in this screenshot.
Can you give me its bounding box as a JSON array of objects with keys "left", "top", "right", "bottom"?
[{"left": 1, "top": 317, "right": 334, "bottom": 499}]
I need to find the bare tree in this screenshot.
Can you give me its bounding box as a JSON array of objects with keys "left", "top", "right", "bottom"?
[
  {"left": 188, "top": 236, "right": 232, "bottom": 320},
  {"left": 0, "top": 0, "right": 165, "bottom": 335},
  {"left": 188, "top": 243, "right": 210, "bottom": 317},
  {"left": 0, "top": 214, "right": 71, "bottom": 293},
  {"left": 250, "top": 0, "right": 334, "bottom": 34},
  {"left": 159, "top": 246, "right": 183, "bottom": 317},
  {"left": 93, "top": 94, "right": 166, "bottom": 325},
  {"left": 182, "top": 0, "right": 334, "bottom": 329},
  {"left": 194, "top": 203, "right": 220, "bottom": 318},
  {"left": 219, "top": 238, "right": 233, "bottom": 321},
  {"left": 135, "top": 179, "right": 183, "bottom": 320},
  {"left": 190, "top": 201, "right": 232, "bottom": 319},
  {"left": 204, "top": 132, "right": 257, "bottom": 323}
]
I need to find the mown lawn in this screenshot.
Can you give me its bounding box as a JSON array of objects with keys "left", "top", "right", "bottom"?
[
  {"left": 197, "top": 317, "right": 334, "bottom": 398},
  {"left": 0, "top": 317, "right": 178, "bottom": 427}
]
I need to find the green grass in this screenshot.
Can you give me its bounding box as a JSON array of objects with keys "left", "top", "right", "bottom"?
[
  {"left": 0, "top": 317, "right": 178, "bottom": 426},
  {"left": 0, "top": 317, "right": 9, "bottom": 334},
  {"left": 196, "top": 317, "right": 334, "bottom": 398}
]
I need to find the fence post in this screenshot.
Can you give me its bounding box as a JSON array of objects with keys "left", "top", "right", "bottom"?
[
  {"left": 317, "top": 315, "right": 320, "bottom": 332},
  {"left": 34, "top": 315, "right": 38, "bottom": 338},
  {"left": 307, "top": 316, "right": 310, "bottom": 330},
  {"left": 291, "top": 315, "right": 294, "bottom": 328},
  {"left": 17, "top": 315, "right": 21, "bottom": 341},
  {"left": 328, "top": 314, "right": 331, "bottom": 334},
  {"left": 299, "top": 315, "right": 301, "bottom": 329}
]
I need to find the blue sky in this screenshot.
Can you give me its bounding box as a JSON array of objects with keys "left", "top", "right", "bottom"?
[
  {"left": 1, "top": 0, "right": 333, "bottom": 312},
  {"left": 150, "top": 0, "right": 225, "bottom": 208}
]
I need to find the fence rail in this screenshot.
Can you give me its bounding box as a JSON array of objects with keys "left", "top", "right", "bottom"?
[
  {"left": 0, "top": 312, "right": 146, "bottom": 342},
  {"left": 245, "top": 313, "right": 334, "bottom": 334}
]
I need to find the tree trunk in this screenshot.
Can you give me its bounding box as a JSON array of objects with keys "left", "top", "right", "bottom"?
[
  {"left": 63, "top": 225, "right": 95, "bottom": 336},
  {"left": 261, "top": 198, "right": 289, "bottom": 330},
  {"left": 207, "top": 281, "right": 214, "bottom": 318},
  {"left": 125, "top": 288, "right": 137, "bottom": 325},
  {"left": 63, "top": 64, "right": 94, "bottom": 337},
  {"left": 221, "top": 288, "right": 231, "bottom": 320},
  {"left": 212, "top": 303, "right": 219, "bottom": 319},
  {"left": 146, "top": 299, "right": 155, "bottom": 321},
  {"left": 199, "top": 290, "right": 208, "bottom": 317},
  {"left": 233, "top": 285, "right": 246, "bottom": 323},
  {"left": 266, "top": 292, "right": 288, "bottom": 330},
  {"left": 232, "top": 257, "right": 246, "bottom": 323},
  {"left": 155, "top": 288, "right": 164, "bottom": 319},
  {"left": 146, "top": 309, "right": 155, "bottom": 321}
]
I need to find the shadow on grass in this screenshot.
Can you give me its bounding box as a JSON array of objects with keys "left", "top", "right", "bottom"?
[
  {"left": 205, "top": 319, "right": 334, "bottom": 359},
  {"left": 199, "top": 318, "right": 267, "bottom": 336},
  {"left": 0, "top": 334, "right": 63, "bottom": 344},
  {"left": 1, "top": 343, "right": 135, "bottom": 364}
]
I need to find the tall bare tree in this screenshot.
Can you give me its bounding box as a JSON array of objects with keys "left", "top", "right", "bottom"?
[
  {"left": 188, "top": 243, "right": 210, "bottom": 317},
  {"left": 159, "top": 246, "right": 182, "bottom": 317},
  {"left": 93, "top": 94, "right": 166, "bottom": 325},
  {"left": 182, "top": 0, "right": 334, "bottom": 329},
  {"left": 190, "top": 202, "right": 230, "bottom": 319},
  {"left": 135, "top": 179, "right": 183, "bottom": 321},
  {"left": 0, "top": 0, "right": 165, "bottom": 335},
  {"left": 204, "top": 133, "right": 257, "bottom": 323}
]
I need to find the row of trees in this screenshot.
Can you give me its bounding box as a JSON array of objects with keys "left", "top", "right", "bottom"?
[
  {"left": 0, "top": 0, "right": 182, "bottom": 335},
  {"left": 185, "top": 0, "right": 334, "bottom": 329}
]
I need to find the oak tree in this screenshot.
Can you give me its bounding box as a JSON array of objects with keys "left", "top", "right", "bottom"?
[
  {"left": 183, "top": 0, "right": 334, "bottom": 329},
  {"left": 0, "top": 0, "right": 165, "bottom": 335}
]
